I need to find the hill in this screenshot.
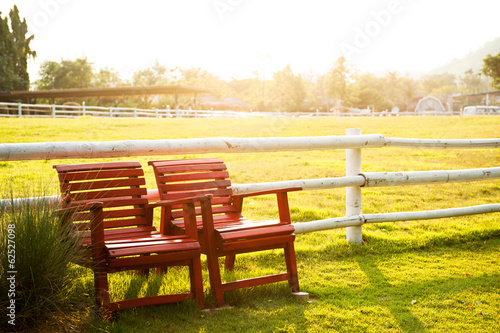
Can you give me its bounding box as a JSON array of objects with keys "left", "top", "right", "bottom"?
[{"left": 430, "top": 37, "right": 500, "bottom": 76}]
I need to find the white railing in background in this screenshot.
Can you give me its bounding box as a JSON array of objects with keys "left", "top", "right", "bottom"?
[
  {"left": 0, "top": 101, "right": 474, "bottom": 118},
  {"left": 1, "top": 130, "right": 499, "bottom": 244}
]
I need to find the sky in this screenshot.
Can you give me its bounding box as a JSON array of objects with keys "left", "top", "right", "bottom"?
[{"left": 1, "top": 0, "right": 499, "bottom": 84}]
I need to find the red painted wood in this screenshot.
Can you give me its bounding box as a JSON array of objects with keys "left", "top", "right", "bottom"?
[
  {"left": 111, "top": 293, "right": 193, "bottom": 311},
  {"left": 158, "top": 171, "right": 230, "bottom": 183},
  {"left": 107, "top": 241, "right": 200, "bottom": 257},
  {"left": 63, "top": 177, "right": 146, "bottom": 192},
  {"left": 53, "top": 161, "right": 206, "bottom": 316},
  {"left": 221, "top": 273, "right": 290, "bottom": 291},
  {"left": 221, "top": 234, "right": 295, "bottom": 252},
  {"left": 57, "top": 168, "right": 144, "bottom": 182},
  {"left": 150, "top": 158, "right": 302, "bottom": 307},
  {"left": 217, "top": 225, "right": 295, "bottom": 242},
  {"left": 54, "top": 161, "right": 142, "bottom": 172}
]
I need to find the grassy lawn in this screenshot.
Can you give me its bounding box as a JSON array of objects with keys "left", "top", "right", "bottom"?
[{"left": 1, "top": 116, "right": 499, "bottom": 332}]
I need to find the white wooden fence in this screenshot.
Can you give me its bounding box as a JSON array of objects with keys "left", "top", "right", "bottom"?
[
  {"left": 1, "top": 130, "right": 499, "bottom": 244},
  {"left": 0, "top": 101, "right": 471, "bottom": 118}
]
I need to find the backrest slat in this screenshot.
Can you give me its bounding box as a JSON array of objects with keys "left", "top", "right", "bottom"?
[
  {"left": 149, "top": 159, "right": 238, "bottom": 221},
  {"left": 54, "top": 162, "right": 150, "bottom": 231}
]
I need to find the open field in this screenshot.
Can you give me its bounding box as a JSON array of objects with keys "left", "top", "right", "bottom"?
[{"left": 1, "top": 116, "right": 499, "bottom": 332}]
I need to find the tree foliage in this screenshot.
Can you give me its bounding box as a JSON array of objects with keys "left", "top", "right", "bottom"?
[
  {"left": 30, "top": 52, "right": 500, "bottom": 112},
  {"left": 271, "top": 64, "right": 306, "bottom": 112},
  {"left": 0, "top": 6, "right": 36, "bottom": 91},
  {"left": 482, "top": 52, "right": 500, "bottom": 89},
  {"left": 36, "top": 57, "right": 94, "bottom": 90},
  {"left": 327, "top": 56, "right": 356, "bottom": 105}
]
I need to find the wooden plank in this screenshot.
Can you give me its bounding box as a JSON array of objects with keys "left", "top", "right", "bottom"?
[
  {"left": 110, "top": 293, "right": 193, "bottom": 311},
  {"left": 215, "top": 220, "right": 284, "bottom": 233},
  {"left": 149, "top": 158, "right": 223, "bottom": 168},
  {"left": 160, "top": 179, "right": 231, "bottom": 192},
  {"left": 221, "top": 234, "right": 295, "bottom": 252},
  {"left": 102, "top": 218, "right": 149, "bottom": 229},
  {"left": 64, "top": 178, "right": 145, "bottom": 192},
  {"left": 221, "top": 273, "right": 289, "bottom": 291},
  {"left": 159, "top": 188, "right": 232, "bottom": 201},
  {"left": 104, "top": 234, "right": 187, "bottom": 244},
  {"left": 107, "top": 239, "right": 200, "bottom": 257},
  {"left": 72, "top": 207, "right": 146, "bottom": 222},
  {"left": 218, "top": 225, "right": 295, "bottom": 242},
  {"left": 71, "top": 187, "right": 147, "bottom": 201},
  {"left": 171, "top": 205, "right": 236, "bottom": 219},
  {"left": 54, "top": 161, "right": 142, "bottom": 173},
  {"left": 154, "top": 163, "right": 226, "bottom": 174},
  {"left": 58, "top": 168, "right": 144, "bottom": 182},
  {"left": 158, "top": 171, "right": 229, "bottom": 183},
  {"left": 65, "top": 197, "right": 149, "bottom": 208},
  {"left": 108, "top": 249, "right": 201, "bottom": 268}
]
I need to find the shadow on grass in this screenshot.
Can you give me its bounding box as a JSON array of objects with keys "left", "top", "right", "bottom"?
[{"left": 355, "top": 256, "right": 426, "bottom": 332}]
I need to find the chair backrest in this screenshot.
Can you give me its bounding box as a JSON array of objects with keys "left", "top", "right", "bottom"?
[
  {"left": 53, "top": 161, "right": 150, "bottom": 232},
  {"left": 149, "top": 158, "right": 239, "bottom": 222}
]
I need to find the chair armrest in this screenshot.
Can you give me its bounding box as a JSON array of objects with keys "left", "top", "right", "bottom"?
[
  {"left": 56, "top": 201, "right": 104, "bottom": 216},
  {"left": 232, "top": 187, "right": 302, "bottom": 199},
  {"left": 147, "top": 195, "right": 213, "bottom": 240},
  {"left": 146, "top": 194, "right": 213, "bottom": 209},
  {"left": 232, "top": 187, "right": 301, "bottom": 224}
]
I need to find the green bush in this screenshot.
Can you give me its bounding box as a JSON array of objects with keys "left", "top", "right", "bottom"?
[{"left": 0, "top": 188, "right": 87, "bottom": 332}]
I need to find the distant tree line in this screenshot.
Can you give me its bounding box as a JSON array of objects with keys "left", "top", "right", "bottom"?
[
  {"left": 2, "top": 6, "right": 500, "bottom": 112},
  {"left": 30, "top": 55, "right": 499, "bottom": 112}
]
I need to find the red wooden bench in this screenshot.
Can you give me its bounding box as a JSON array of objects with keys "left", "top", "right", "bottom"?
[
  {"left": 53, "top": 161, "right": 207, "bottom": 316},
  {"left": 148, "top": 158, "right": 302, "bottom": 306}
]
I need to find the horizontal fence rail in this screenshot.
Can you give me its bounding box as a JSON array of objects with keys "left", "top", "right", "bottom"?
[
  {"left": 0, "top": 101, "right": 487, "bottom": 119},
  {"left": 2, "top": 135, "right": 500, "bottom": 161},
  {"left": 293, "top": 204, "right": 500, "bottom": 234},
  {"left": 1, "top": 130, "right": 499, "bottom": 244},
  {"left": 0, "top": 135, "right": 386, "bottom": 161}
]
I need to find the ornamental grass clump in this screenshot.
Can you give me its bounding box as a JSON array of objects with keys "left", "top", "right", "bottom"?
[{"left": 0, "top": 187, "right": 88, "bottom": 332}]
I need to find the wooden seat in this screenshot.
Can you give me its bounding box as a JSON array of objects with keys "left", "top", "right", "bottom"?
[
  {"left": 53, "top": 161, "right": 207, "bottom": 316},
  {"left": 148, "top": 158, "right": 301, "bottom": 306}
]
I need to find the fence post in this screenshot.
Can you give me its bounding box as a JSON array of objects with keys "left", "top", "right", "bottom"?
[
  {"left": 18, "top": 103, "right": 22, "bottom": 117},
  {"left": 109, "top": 107, "right": 113, "bottom": 118},
  {"left": 346, "top": 128, "right": 363, "bottom": 244},
  {"left": 134, "top": 108, "right": 138, "bottom": 118},
  {"left": 82, "top": 102, "right": 86, "bottom": 116}
]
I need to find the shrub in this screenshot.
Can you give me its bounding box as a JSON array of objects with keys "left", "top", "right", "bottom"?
[{"left": 0, "top": 187, "right": 87, "bottom": 332}]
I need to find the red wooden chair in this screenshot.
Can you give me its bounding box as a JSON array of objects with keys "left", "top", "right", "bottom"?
[
  {"left": 53, "top": 161, "right": 208, "bottom": 316},
  {"left": 148, "top": 158, "right": 301, "bottom": 306}
]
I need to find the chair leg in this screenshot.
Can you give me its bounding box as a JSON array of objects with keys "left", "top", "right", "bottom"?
[
  {"left": 284, "top": 242, "right": 300, "bottom": 292},
  {"left": 224, "top": 254, "right": 236, "bottom": 271},
  {"left": 206, "top": 254, "right": 225, "bottom": 307},
  {"left": 94, "top": 270, "right": 111, "bottom": 315},
  {"left": 139, "top": 254, "right": 150, "bottom": 277},
  {"left": 190, "top": 257, "right": 205, "bottom": 308}
]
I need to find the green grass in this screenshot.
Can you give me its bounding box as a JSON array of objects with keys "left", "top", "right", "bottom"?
[{"left": 0, "top": 116, "right": 499, "bottom": 332}]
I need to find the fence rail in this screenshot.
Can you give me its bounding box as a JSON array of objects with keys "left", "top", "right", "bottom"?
[
  {"left": 1, "top": 130, "right": 499, "bottom": 244},
  {"left": 0, "top": 101, "right": 480, "bottom": 119}
]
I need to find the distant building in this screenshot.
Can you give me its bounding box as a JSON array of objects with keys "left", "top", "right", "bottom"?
[{"left": 414, "top": 96, "right": 446, "bottom": 115}]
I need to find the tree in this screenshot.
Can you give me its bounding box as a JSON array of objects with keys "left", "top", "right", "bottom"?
[
  {"left": 0, "top": 6, "right": 36, "bottom": 91},
  {"left": 94, "top": 67, "right": 121, "bottom": 88},
  {"left": 460, "top": 69, "right": 488, "bottom": 93},
  {"left": 36, "top": 57, "right": 94, "bottom": 89},
  {"left": 420, "top": 73, "right": 457, "bottom": 95},
  {"left": 327, "top": 56, "right": 356, "bottom": 106},
  {"left": 352, "top": 73, "right": 388, "bottom": 111},
  {"left": 133, "top": 60, "right": 180, "bottom": 86},
  {"left": 482, "top": 52, "right": 500, "bottom": 89},
  {"left": 271, "top": 64, "right": 306, "bottom": 113}
]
